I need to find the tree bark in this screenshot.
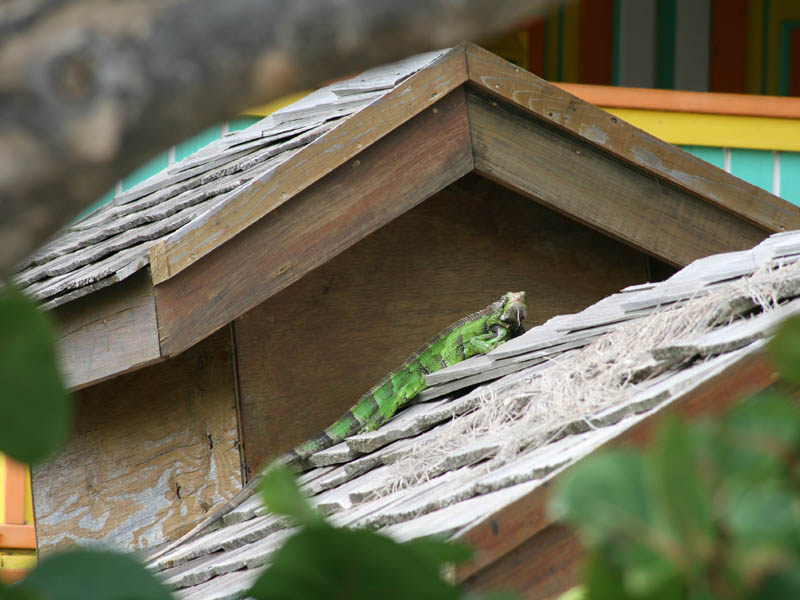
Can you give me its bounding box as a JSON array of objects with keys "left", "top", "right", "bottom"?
[{"left": 0, "top": 0, "right": 555, "bottom": 275}]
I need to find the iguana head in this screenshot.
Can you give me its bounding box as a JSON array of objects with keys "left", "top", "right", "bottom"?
[{"left": 498, "top": 291, "right": 527, "bottom": 333}]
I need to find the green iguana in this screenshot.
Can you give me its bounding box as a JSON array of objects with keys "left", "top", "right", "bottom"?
[{"left": 149, "top": 291, "right": 527, "bottom": 561}]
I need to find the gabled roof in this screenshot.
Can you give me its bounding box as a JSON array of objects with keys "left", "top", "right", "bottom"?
[
  {"left": 144, "top": 230, "right": 800, "bottom": 600},
  {"left": 13, "top": 49, "right": 448, "bottom": 310},
  {"left": 17, "top": 43, "right": 800, "bottom": 390}
]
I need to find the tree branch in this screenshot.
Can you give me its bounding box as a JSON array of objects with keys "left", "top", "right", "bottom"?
[{"left": 0, "top": 0, "right": 555, "bottom": 275}]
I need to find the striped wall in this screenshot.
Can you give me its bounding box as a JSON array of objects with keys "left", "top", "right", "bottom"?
[
  {"left": 0, "top": 455, "right": 36, "bottom": 583},
  {"left": 491, "top": 0, "right": 800, "bottom": 94},
  {"left": 680, "top": 146, "right": 800, "bottom": 205}
]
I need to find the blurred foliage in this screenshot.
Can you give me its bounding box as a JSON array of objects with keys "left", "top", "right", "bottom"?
[
  {"left": 3, "top": 550, "right": 174, "bottom": 600},
  {"left": 251, "top": 464, "right": 516, "bottom": 600},
  {"left": 0, "top": 286, "right": 70, "bottom": 464},
  {"left": 551, "top": 316, "right": 800, "bottom": 600}
]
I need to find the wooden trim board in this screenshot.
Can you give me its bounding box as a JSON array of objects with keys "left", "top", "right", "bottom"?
[
  {"left": 0, "top": 525, "right": 36, "bottom": 550},
  {"left": 466, "top": 89, "right": 769, "bottom": 267},
  {"left": 456, "top": 349, "right": 777, "bottom": 594},
  {"left": 556, "top": 82, "right": 800, "bottom": 119},
  {"left": 463, "top": 42, "right": 800, "bottom": 235},
  {"left": 2, "top": 458, "right": 26, "bottom": 525},
  {"left": 463, "top": 523, "right": 582, "bottom": 600},
  {"left": 154, "top": 88, "right": 474, "bottom": 357},
  {"left": 148, "top": 46, "right": 469, "bottom": 285},
  {"left": 53, "top": 270, "right": 161, "bottom": 390}
]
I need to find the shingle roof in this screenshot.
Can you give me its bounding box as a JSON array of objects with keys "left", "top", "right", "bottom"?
[
  {"left": 144, "top": 230, "right": 800, "bottom": 600},
  {"left": 13, "top": 50, "right": 447, "bottom": 310}
]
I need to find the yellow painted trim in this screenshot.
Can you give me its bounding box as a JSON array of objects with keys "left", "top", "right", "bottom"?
[
  {"left": 244, "top": 90, "right": 313, "bottom": 117},
  {"left": 0, "top": 551, "right": 36, "bottom": 570},
  {"left": 604, "top": 107, "right": 800, "bottom": 152},
  {"left": 562, "top": 0, "right": 580, "bottom": 82},
  {"left": 546, "top": 6, "right": 560, "bottom": 80}
]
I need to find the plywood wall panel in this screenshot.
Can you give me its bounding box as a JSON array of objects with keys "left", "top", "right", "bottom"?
[
  {"left": 234, "top": 174, "right": 653, "bottom": 475},
  {"left": 32, "top": 329, "right": 241, "bottom": 554}
]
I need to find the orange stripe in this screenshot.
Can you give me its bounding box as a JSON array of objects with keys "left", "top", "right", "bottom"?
[
  {"left": 0, "top": 525, "right": 36, "bottom": 550},
  {"left": 710, "top": 0, "right": 748, "bottom": 92},
  {"left": 3, "top": 459, "right": 25, "bottom": 525},
  {"left": 578, "top": 0, "right": 613, "bottom": 84},
  {"left": 527, "top": 18, "right": 546, "bottom": 76},
  {"left": 555, "top": 82, "right": 800, "bottom": 118},
  {"left": 0, "top": 568, "right": 30, "bottom": 583}
]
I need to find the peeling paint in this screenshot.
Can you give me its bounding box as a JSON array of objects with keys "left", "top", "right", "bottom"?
[{"left": 580, "top": 124, "right": 608, "bottom": 145}]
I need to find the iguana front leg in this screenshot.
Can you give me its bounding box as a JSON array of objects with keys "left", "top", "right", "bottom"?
[{"left": 466, "top": 325, "right": 510, "bottom": 355}]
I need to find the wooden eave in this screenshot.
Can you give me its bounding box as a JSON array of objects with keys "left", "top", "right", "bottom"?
[
  {"left": 57, "top": 42, "right": 800, "bottom": 390},
  {"left": 456, "top": 346, "right": 778, "bottom": 599}
]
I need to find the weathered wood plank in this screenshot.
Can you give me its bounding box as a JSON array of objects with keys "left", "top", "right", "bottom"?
[
  {"left": 455, "top": 347, "right": 776, "bottom": 584},
  {"left": 32, "top": 329, "right": 241, "bottom": 554},
  {"left": 464, "top": 523, "right": 582, "bottom": 600},
  {"left": 467, "top": 89, "right": 770, "bottom": 268},
  {"left": 148, "top": 47, "right": 470, "bottom": 286},
  {"left": 230, "top": 173, "right": 650, "bottom": 472},
  {"left": 52, "top": 270, "right": 161, "bottom": 390},
  {"left": 464, "top": 42, "right": 800, "bottom": 234},
  {"left": 154, "top": 87, "right": 474, "bottom": 359}
]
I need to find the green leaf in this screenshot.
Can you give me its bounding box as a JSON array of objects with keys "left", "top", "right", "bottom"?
[
  {"left": 0, "top": 286, "right": 71, "bottom": 464},
  {"left": 402, "top": 536, "right": 473, "bottom": 567},
  {"left": 646, "top": 418, "right": 714, "bottom": 571},
  {"left": 768, "top": 315, "right": 800, "bottom": 386},
  {"left": 724, "top": 392, "right": 800, "bottom": 447},
  {"left": 16, "top": 550, "right": 173, "bottom": 600},
  {"left": 0, "top": 579, "right": 41, "bottom": 600},
  {"left": 248, "top": 525, "right": 460, "bottom": 600},
  {"left": 584, "top": 551, "right": 683, "bottom": 600},
  {"left": 621, "top": 547, "right": 682, "bottom": 599},
  {"left": 260, "top": 464, "right": 322, "bottom": 527},
  {"left": 753, "top": 563, "right": 800, "bottom": 599},
  {"left": 556, "top": 586, "right": 586, "bottom": 600},
  {"left": 582, "top": 552, "right": 634, "bottom": 600},
  {"left": 715, "top": 393, "right": 800, "bottom": 486},
  {"left": 727, "top": 483, "right": 800, "bottom": 545},
  {"left": 549, "top": 450, "right": 651, "bottom": 546}
]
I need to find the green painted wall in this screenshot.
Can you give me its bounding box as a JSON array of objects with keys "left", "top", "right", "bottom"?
[{"left": 682, "top": 145, "right": 800, "bottom": 208}]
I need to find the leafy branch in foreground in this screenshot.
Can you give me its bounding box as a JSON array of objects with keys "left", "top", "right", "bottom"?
[
  {"left": 252, "top": 465, "right": 516, "bottom": 600},
  {"left": 551, "top": 316, "right": 800, "bottom": 600}
]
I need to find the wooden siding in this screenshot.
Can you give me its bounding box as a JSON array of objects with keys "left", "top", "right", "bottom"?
[
  {"left": 32, "top": 328, "right": 241, "bottom": 553},
  {"left": 466, "top": 89, "right": 769, "bottom": 268},
  {"left": 233, "top": 174, "right": 653, "bottom": 473}
]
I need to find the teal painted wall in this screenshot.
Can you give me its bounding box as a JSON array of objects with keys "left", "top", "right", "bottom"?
[{"left": 682, "top": 145, "right": 800, "bottom": 208}]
